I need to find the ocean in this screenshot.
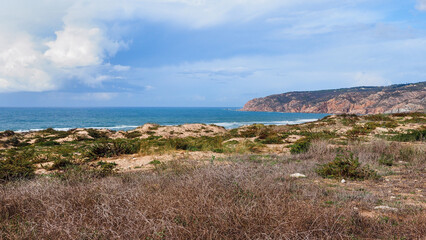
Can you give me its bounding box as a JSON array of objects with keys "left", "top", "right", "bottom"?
[{"left": 0, "top": 107, "right": 328, "bottom": 132}]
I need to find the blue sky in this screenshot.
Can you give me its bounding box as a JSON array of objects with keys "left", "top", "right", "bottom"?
[{"left": 0, "top": 0, "right": 426, "bottom": 107}]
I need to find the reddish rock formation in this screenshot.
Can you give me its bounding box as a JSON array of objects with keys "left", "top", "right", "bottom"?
[{"left": 242, "top": 82, "right": 425, "bottom": 114}]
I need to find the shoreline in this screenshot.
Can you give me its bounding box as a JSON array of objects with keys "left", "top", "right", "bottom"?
[{"left": 0, "top": 118, "right": 323, "bottom": 133}]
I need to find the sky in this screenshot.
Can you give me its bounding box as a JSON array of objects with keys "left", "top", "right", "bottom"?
[{"left": 0, "top": 0, "right": 426, "bottom": 107}]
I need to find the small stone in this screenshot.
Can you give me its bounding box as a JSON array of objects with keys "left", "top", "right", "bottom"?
[
  {"left": 290, "top": 173, "right": 306, "bottom": 178},
  {"left": 374, "top": 205, "right": 398, "bottom": 211},
  {"left": 341, "top": 179, "right": 346, "bottom": 183},
  {"left": 390, "top": 196, "right": 396, "bottom": 199}
]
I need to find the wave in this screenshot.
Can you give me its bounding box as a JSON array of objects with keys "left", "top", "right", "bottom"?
[
  {"left": 212, "top": 118, "right": 319, "bottom": 129},
  {"left": 10, "top": 119, "right": 318, "bottom": 132},
  {"left": 14, "top": 125, "right": 140, "bottom": 133}
]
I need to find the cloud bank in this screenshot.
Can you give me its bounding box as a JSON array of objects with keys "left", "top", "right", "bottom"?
[{"left": 0, "top": 0, "right": 425, "bottom": 107}]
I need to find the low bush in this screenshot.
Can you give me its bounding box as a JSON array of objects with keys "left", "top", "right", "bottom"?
[
  {"left": 87, "top": 129, "right": 109, "bottom": 139},
  {"left": 378, "top": 154, "right": 394, "bottom": 166},
  {"left": 4, "top": 136, "right": 21, "bottom": 147},
  {"left": 96, "top": 161, "right": 117, "bottom": 176},
  {"left": 84, "top": 140, "right": 141, "bottom": 161},
  {"left": 238, "top": 124, "right": 265, "bottom": 138},
  {"left": 50, "top": 159, "right": 75, "bottom": 170},
  {"left": 125, "top": 131, "right": 142, "bottom": 139},
  {"left": 36, "top": 140, "right": 60, "bottom": 147},
  {"left": 0, "top": 130, "right": 15, "bottom": 137},
  {"left": 0, "top": 150, "right": 35, "bottom": 181},
  {"left": 364, "top": 114, "right": 392, "bottom": 121},
  {"left": 290, "top": 138, "right": 311, "bottom": 154},
  {"left": 340, "top": 114, "right": 359, "bottom": 126},
  {"left": 402, "top": 117, "right": 426, "bottom": 124},
  {"left": 390, "top": 129, "right": 425, "bottom": 142},
  {"left": 316, "top": 153, "right": 379, "bottom": 180}
]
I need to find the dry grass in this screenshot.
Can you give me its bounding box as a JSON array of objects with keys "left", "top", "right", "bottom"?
[{"left": 1, "top": 142, "right": 425, "bottom": 240}]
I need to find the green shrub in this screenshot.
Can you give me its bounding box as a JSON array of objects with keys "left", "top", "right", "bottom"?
[
  {"left": 258, "top": 135, "right": 283, "bottom": 144},
  {"left": 382, "top": 121, "right": 399, "bottom": 128},
  {"left": 212, "top": 148, "right": 224, "bottom": 153},
  {"left": 238, "top": 124, "right": 265, "bottom": 138},
  {"left": 149, "top": 160, "right": 162, "bottom": 165},
  {"left": 378, "top": 154, "right": 394, "bottom": 166},
  {"left": 87, "top": 129, "right": 109, "bottom": 139},
  {"left": 4, "top": 136, "right": 21, "bottom": 147},
  {"left": 37, "top": 141, "right": 60, "bottom": 147},
  {"left": 346, "top": 124, "right": 376, "bottom": 138},
  {"left": 316, "top": 153, "right": 379, "bottom": 180},
  {"left": 297, "top": 131, "right": 336, "bottom": 140},
  {"left": 96, "top": 161, "right": 117, "bottom": 176},
  {"left": 0, "top": 130, "right": 15, "bottom": 137},
  {"left": 290, "top": 138, "right": 311, "bottom": 154},
  {"left": 340, "top": 114, "right": 359, "bottom": 126},
  {"left": 84, "top": 140, "right": 141, "bottom": 161},
  {"left": 125, "top": 131, "right": 142, "bottom": 139},
  {"left": 50, "top": 159, "right": 75, "bottom": 170},
  {"left": 364, "top": 114, "right": 392, "bottom": 121},
  {"left": 402, "top": 117, "right": 426, "bottom": 124},
  {"left": 169, "top": 136, "right": 224, "bottom": 152},
  {"left": 389, "top": 129, "right": 425, "bottom": 142},
  {"left": 392, "top": 112, "right": 425, "bottom": 118},
  {"left": 0, "top": 150, "right": 35, "bottom": 181},
  {"left": 41, "top": 128, "right": 58, "bottom": 134}
]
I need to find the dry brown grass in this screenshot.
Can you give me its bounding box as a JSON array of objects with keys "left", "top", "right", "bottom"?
[
  {"left": 0, "top": 141, "right": 425, "bottom": 239},
  {"left": 0, "top": 167, "right": 424, "bottom": 238}
]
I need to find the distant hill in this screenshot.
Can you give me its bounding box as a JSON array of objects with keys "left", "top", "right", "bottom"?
[{"left": 242, "top": 82, "right": 426, "bottom": 114}]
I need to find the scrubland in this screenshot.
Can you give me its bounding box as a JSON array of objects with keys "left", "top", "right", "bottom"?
[{"left": 0, "top": 113, "right": 425, "bottom": 239}]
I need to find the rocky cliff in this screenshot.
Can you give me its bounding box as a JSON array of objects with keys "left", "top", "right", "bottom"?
[{"left": 242, "top": 82, "right": 426, "bottom": 114}]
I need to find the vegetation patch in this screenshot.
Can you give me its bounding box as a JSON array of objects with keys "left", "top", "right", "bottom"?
[
  {"left": 316, "top": 153, "right": 379, "bottom": 180},
  {"left": 84, "top": 140, "right": 141, "bottom": 161},
  {"left": 96, "top": 161, "right": 117, "bottom": 176},
  {"left": 0, "top": 149, "right": 35, "bottom": 181},
  {"left": 125, "top": 131, "right": 142, "bottom": 139},
  {"left": 50, "top": 159, "right": 76, "bottom": 170},
  {"left": 87, "top": 129, "right": 109, "bottom": 139},
  {"left": 389, "top": 129, "right": 425, "bottom": 142},
  {"left": 364, "top": 114, "right": 392, "bottom": 122},
  {"left": 290, "top": 138, "right": 311, "bottom": 154}
]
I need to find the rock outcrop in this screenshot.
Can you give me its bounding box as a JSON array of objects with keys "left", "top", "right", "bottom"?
[{"left": 242, "top": 82, "right": 425, "bottom": 114}]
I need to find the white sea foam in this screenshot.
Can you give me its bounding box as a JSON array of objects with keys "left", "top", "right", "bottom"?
[
  {"left": 13, "top": 125, "right": 140, "bottom": 133},
  {"left": 10, "top": 119, "right": 318, "bottom": 132},
  {"left": 212, "top": 119, "right": 319, "bottom": 129}
]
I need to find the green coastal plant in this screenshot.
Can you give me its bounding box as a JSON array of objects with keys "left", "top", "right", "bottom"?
[
  {"left": 0, "top": 149, "right": 35, "bottom": 181},
  {"left": 316, "top": 153, "right": 379, "bottom": 180},
  {"left": 290, "top": 138, "right": 311, "bottom": 154},
  {"left": 84, "top": 140, "right": 141, "bottom": 161},
  {"left": 389, "top": 129, "right": 425, "bottom": 142}
]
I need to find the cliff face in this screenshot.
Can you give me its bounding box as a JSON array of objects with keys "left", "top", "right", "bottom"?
[{"left": 242, "top": 82, "right": 426, "bottom": 114}]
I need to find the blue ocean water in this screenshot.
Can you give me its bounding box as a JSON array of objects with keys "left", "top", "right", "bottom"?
[{"left": 0, "top": 107, "right": 328, "bottom": 132}]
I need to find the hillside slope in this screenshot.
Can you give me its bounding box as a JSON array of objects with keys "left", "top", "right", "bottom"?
[{"left": 242, "top": 82, "right": 426, "bottom": 114}]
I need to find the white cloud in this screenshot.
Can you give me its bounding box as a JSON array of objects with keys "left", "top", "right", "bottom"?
[
  {"left": 129, "top": 35, "right": 426, "bottom": 103},
  {"left": 1, "top": 0, "right": 293, "bottom": 92},
  {"left": 0, "top": 32, "right": 55, "bottom": 92},
  {"left": 45, "top": 26, "right": 125, "bottom": 68},
  {"left": 63, "top": 0, "right": 294, "bottom": 29},
  {"left": 113, "top": 65, "right": 131, "bottom": 72},
  {"left": 0, "top": 0, "right": 422, "bottom": 96},
  {"left": 268, "top": 8, "right": 380, "bottom": 37},
  {"left": 417, "top": 0, "right": 426, "bottom": 11}
]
